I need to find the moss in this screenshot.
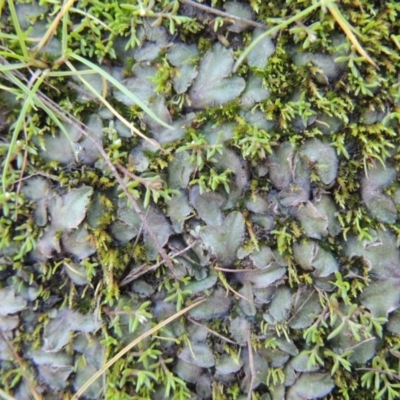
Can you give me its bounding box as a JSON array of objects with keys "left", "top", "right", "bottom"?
[{"left": 1, "top": 0, "right": 400, "bottom": 398}]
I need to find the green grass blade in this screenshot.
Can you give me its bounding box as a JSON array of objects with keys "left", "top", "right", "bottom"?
[
  {"left": 2, "top": 69, "right": 78, "bottom": 162},
  {"left": 66, "top": 61, "right": 162, "bottom": 149},
  {"left": 0, "top": 388, "right": 16, "bottom": 400},
  {"left": 70, "top": 7, "right": 115, "bottom": 33},
  {"left": 0, "top": 32, "right": 33, "bottom": 41},
  {"left": 0, "top": 84, "right": 19, "bottom": 95},
  {"left": 6, "top": 0, "right": 29, "bottom": 59},
  {"left": 68, "top": 52, "right": 173, "bottom": 129},
  {"left": 36, "top": 100, "right": 79, "bottom": 162},
  {"left": 2, "top": 69, "right": 32, "bottom": 94},
  {"left": 47, "top": 69, "right": 107, "bottom": 78},
  {"left": 0, "top": 62, "right": 29, "bottom": 72},
  {"left": 233, "top": 1, "right": 322, "bottom": 72},
  {"left": 61, "top": 4, "right": 69, "bottom": 56},
  {"left": 2, "top": 71, "right": 47, "bottom": 193}
]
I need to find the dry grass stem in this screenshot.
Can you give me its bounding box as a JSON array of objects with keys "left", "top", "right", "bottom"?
[{"left": 71, "top": 299, "right": 205, "bottom": 399}]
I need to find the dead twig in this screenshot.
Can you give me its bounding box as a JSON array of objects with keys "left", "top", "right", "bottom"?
[
  {"left": 356, "top": 367, "right": 400, "bottom": 381},
  {"left": 246, "top": 327, "right": 255, "bottom": 400},
  {"left": 326, "top": 3, "right": 378, "bottom": 69},
  {"left": 72, "top": 299, "right": 206, "bottom": 399},
  {"left": 0, "top": 62, "right": 176, "bottom": 276},
  {"left": 0, "top": 331, "right": 41, "bottom": 400},
  {"left": 214, "top": 266, "right": 255, "bottom": 273},
  {"left": 32, "top": 0, "right": 76, "bottom": 56},
  {"left": 12, "top": 170, "right": 61, "bottom": 184},
  {"left": 187, "top": 317, "right": 238, "bottom": 345},
  {"left": 131, "top": 207, "right": 150, "bottom": 251},
  {"left": 77, "top": 134, "right": 177, "bottom": 276},
  {"left": 179, "top": 0, "right": 267, "bottom": 30},
  {"left": 120, "top": 241, "right": 197, "bottom": 286}
]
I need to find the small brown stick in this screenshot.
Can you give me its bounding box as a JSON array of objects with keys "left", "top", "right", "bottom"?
[
  {"left": 132, "top": 207, "right": 150, "bottom": 250},
  {"left": 0, "top": 331, "right": 41, "bottom": 400},
  {"left": 356, "top": 367, "right": 400, "bottom": 381},
  {"left": 12, "top": 170, "right": 61, "bottom": 184},
  {"left": 246, "top": 327, "right": 255, "bottom": 400},
  {"left": 82, "top": 137, "right": 177, "bottom": 275},
  {"left": 116, "top": 163, "right": 164, "bottom": 190},
  {"left": 8, "top": 74, "right": 177, "bottom": 276},
  {"left": 187, "top": 317, "right": 238, "bottom": 345},
  {"left": 16, "top": 121, "right": 30, "bottom": 196},
  {"left": 120, "top": 241, "right": 197, "bottom": 286},
  {"left": 67, "top": 81, "right": 99, "bottom": 102},
  {"left": 287, "top": 288, "right": 315, "bottom": 325},
  {"left": 33, "top": 0, "right": 76, "bottom": 56},
  {"left": 214, "top": 266, "right": 255, "bottom": 273},
  {"left": 179, "top": 0, "right": 267, "bottom": 30},
  {"left": 119, "top": 262, "right": 157, "bottom": 286}
]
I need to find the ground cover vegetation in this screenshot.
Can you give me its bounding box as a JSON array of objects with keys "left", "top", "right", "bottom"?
[{"left": 1, "top": 0, "right": 400, "bottom": 398}]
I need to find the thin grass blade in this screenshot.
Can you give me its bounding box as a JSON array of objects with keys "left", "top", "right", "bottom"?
[
  {"left": 6, "top": 0, "right": 28, "bottom": 59},
  {"left": 233, "top": 2, "right": 321, "bottom": 72},
  {"left": 33, "top": 0, "right": 76, "bottom": 55},
  {"left": 71, "top": 298, "right": 205, "bottom": 399},
  {"left": 2, "top": 71, "right": 47, "bottom": 193},
  {"left": 69, "top": 52, "right": 172, "bottom": 129},
  {"left": 66, "top": 61, "right": 162, "bottom": 149},
  {"left": 327, "top": 3, "right": 377, "bottom": 69},
  {"left": 0, "top": 62, "right": 29, "bottom": 72}
]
